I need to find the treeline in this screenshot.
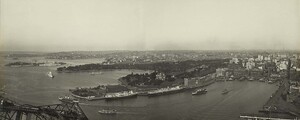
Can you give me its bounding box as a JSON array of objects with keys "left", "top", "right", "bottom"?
[
  {"left": 57, "top": 59, "right": 229, "bottom": 73},
  {"left": 5, "top": 62, "right": 39, "bottom": 66},
  {"left": 120, "top": 72, "right": 176, "bottom": 86}
]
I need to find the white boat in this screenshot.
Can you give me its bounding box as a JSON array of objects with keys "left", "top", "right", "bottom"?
[{"left": 47, "top": 71, "right": 54, "bottom": 78}]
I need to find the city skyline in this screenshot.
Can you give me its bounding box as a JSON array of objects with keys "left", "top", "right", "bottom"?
[{"left": 1, "top": 0, "right": 300, "bottom": 51}]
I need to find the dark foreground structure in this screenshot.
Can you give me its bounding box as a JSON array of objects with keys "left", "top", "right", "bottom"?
[{"left": 0, "top": 96, "right": 88, "bottom": 120}]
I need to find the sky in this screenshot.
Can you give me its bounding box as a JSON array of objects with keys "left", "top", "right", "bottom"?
[{"left": 1, "top": 0, "right": 299, "bottom": 51}]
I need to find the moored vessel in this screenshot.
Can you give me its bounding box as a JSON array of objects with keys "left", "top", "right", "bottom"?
[
  {"left": 104, "top": 90, "right": 138, "bottom": 100},
  {"left": 192, "top": 88, "right": 207, "bottom": 95},
  {"left": 98, "top": 109, "right": 117, "bottom": 115},
  {"left": 147, "top": 86, "right": 184, "bottom": 96}
]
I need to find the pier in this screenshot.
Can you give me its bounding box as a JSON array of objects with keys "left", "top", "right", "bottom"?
[{"left": 240, "top": 113, "right": 297, "bottom": 120}]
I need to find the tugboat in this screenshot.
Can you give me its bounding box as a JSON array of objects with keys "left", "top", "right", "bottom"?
[
  {"left": 58, "top": 96, "right": 79, "bottom": 103},
  {"left": 192, "top": 88, "right": 207, "bottom": 95},
  {"left": 47, "top": 71, "right": 54, "bottom": 78},
  {"left": 98, "top": 109, "right": 117, "bottom": 115},
  {"left": 222, "top": 89, "right": 229, "bottom": 94}
]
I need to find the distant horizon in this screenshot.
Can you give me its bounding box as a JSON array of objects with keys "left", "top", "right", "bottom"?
[{"left": 1, "top": 49, "right": 300, "bottom": 53}]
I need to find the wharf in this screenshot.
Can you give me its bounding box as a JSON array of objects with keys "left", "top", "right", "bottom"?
[
  {"left": 184, "top": 79, "right": 215, "bottom": 90},
  {"left": 241, "top": 79, "right": 300, "bottom": 120},
  {"left": 240, "top": 113, "right": 297, "bottom": 120},
  {"left": 263, "top": 80, "right": 300, "bottom": 116}
]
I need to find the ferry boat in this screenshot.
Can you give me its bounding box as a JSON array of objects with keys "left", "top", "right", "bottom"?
[
  {"left": 98, "top": 109, "right": 117, "bottom": 115},
  {"left": 47, "top": 71, "right": 54, "bottom": 78},
  {"left": 222, "top": 89, "right": 229, "bottom": 94},
  {"left": 192, "top": 88, "right": 207, "bottom": 95},
  {"left": 104, "top": 90, "right": 138, "bottom": 100},
  {"left": 147, "top": 86, "right": 184, "bottom": 96},
  {"left": 58, "top": 96, "right": 79, "bottom": 103}
]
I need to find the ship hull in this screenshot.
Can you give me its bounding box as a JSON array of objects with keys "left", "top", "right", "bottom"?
[
  {"left": 192, "top": 91, "right": 207, "bottom": 95},
  {"left": 104, "top": 94, "right": 138, "bottom": 101},
  {"left": 147, "top": 88, "right": 184, "bottom": 97}
]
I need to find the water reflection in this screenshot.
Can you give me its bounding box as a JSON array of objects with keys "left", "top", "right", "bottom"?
[{"left": 1, "top": 64, "right": 278, "bottom": 120}]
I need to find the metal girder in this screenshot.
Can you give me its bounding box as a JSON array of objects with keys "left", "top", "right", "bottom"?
[{"left": 0, "top": 97, "right": 88, "bottom": 120}]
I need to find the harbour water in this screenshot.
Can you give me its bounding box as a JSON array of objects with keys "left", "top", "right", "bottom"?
[{"left": 0, "top": 58, "right": 279, "bottom": 120}]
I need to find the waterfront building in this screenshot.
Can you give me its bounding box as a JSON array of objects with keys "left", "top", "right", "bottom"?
[
  {"left": 232, "top": 69, "right": 248, "bottom": 78},
  {"left": 249, "top": 69, "right": 263, "bottom": 78},
  {"left": 279, "top": 61, "right": 288, "bottom": 71},
  {"left": 183, "top": 75, "right": 213, "bottom": 88},
  {"left": 184, "top": 78, "right": 189, "bottom": 87},
  {"left": 216, "top": 68, "right": 228, "bottom": 77},
  {"left": 263, "top": 62, "right": 277, "bottom": 76},
  {"left": 257, "top": 55, "right": 264, "bottom": 61},
  {"left": 264, "top": 56, "right": 271, "bottom": 61},
  {"left": 245, "top": 61, "right": 255, "bottom": 70}
]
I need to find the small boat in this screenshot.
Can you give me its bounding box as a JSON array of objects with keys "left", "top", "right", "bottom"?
[
  {"left": 90, "top": 72, "right": 102, "bottom": 75},
  {"left": 47, "top": 71, "right": 54, "bottom": 78},
  {"left": 98, "top": 109, "right": 117, "bottom": 115},
  {"left": 192, "top": 88, "right": 207, "bottom": 95},
  {"left": 222, "top": 89, "right": 229, "bottom": 94},
  {"left": 248, "top": 77, "right": 254, "bottom": 81},
  {"left": 58, "top": 96, "right": 79, "bottom": 103},
  {"left": 268, "top": 80, "right": 274, "bottom": 84}
]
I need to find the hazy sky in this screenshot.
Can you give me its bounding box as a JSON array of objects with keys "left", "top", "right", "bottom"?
[{"left": 1, "top": 0, "right": 299, "bottom": 51}]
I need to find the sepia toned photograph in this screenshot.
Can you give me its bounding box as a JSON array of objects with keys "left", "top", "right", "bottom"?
[{"left": 0, "top": 0, "right": 300, "bottom": 120}]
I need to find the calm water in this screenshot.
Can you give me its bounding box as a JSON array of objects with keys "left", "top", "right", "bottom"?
[{"left": 0, "top": 58, "right": 278, "bottom": 120}]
